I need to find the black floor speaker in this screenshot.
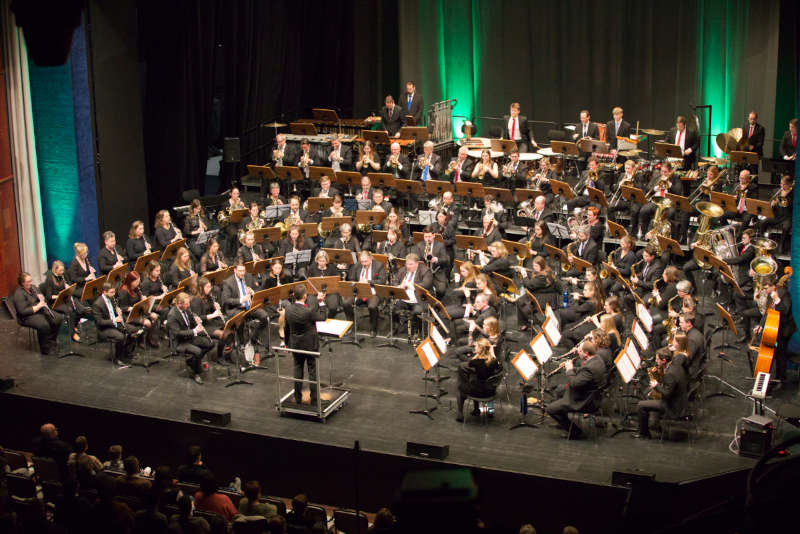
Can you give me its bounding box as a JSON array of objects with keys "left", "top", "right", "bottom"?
[
  {"left": 406, "top": 441, "right": 449, "bottom": 460},
  {"left": 190, "top": 408, "right": 231, "bottom": 426},
  {"left": 223, "top": 137, "right": 241, "bottom": 163}
]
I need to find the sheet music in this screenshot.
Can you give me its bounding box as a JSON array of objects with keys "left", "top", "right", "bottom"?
[
  {"left": 263, "top": 204, "right": 290, "bottom": 219},
  {"left": 420, "top": 341, "right": 439, "bottom": 369},
  {"left": 513, "top": 350, "right": 538, "bottom": 381},
  {"left": 632, "top": 320, "right": 648, "bottom": 350},
  {"left": 403, "top": 287, "right": 417, "bottom": 304},
  {"left": 196, "top": 229, "right": 219, "bottom": 245},
  {"left": 542, "top": 317, "right": 561, "bottom": 346},
  {"left": 545, "top": 304, "right": 559, "bottom": 329},
  {"left": 418, "top": 210, "right": 435, "bottom": 225},
  {"left": 636, "top": 302, "right": 653, "bottom": 332},
  {"left": 315, "top": 319, "right": 352, "bottom": 337},
  {"left": 430, "top": 324, "right": 448, "bottom": 354},
  {"left": 546, "top": 223, "right": 570, "bottom": 239},
  {"left": 530, "top": 334, "right": 553, "bottom": 364},
  {"left": 616, "top": 353, "right": 636, "bottom": 383},
  {"left": 626, "top": 340, "right": 641, "bottom": 369},
  {"left": 429, "top": 306, "right": 449, "bottom": 334},
  {"left": 357, "top": 199, "right": 372, "bottom": 211}
]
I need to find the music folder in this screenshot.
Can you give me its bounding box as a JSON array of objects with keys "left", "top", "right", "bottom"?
[
  {"left": 273, "top": 166, "right": 305, "bottom": 182},
  {"left": 654, "top": 142, "right": 682, "bottom": 159},
  {"left": 549, "top": 179, "right": 575, "bottom": 199},
  {"left": 161, "top": 239, "right": 187, "bottom": 262},
  {"left": 665, "top": 193, "right": 691, "bottom": 212},
  {"left": 657, "top": 235, "right": 685, "bottom": 256},
  {"left": 620, "top": 185, "right": 646, "bottom": 205},
  {"left": 393, "top": 179, "right": 424, "bottom": 195},
  {"left": 587, "top": 186, "right": 607, "bottom": 207},
  {"left": 745, "top": 198, "right": 773, "bottom": 219},
  {"left": 454, "top": 181, "right": 485, "bottom": 199},
  {"left": 455, "top": 234, "right": 488, "bottom": 251},
  {"left": 134, "top": 251, "right": 161, "bottom": 273},
  {"left": 607, "top": 220, "right": 627, "bottom": 238},
  {"left": 425, "top": 179, "right": 453, "bottom": 195},
  {"left": 81, "top": 276, "right": 107, "bottom": 302},
  {"left": 53, "top": 283, "right": 77, "bottom": 310},
  {"left": 709, "top": 191, "right": 737, "bottom": 213}
]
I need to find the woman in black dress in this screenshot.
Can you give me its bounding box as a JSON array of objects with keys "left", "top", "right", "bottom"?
[
  {"left": 455, "top": 337, "right": 502, "bottom": 422},
  {"left": 140, "top": 260, "right": 169, "bottom": 323},
  {"left": 355, "top": 140, "right": 380, "bottom": 176},
  {"left": 66, "top": 242, "right": 97, "bottom": 295},
  {"left": 167, "top": 247, "right": 196, "bottom": 289},
  {"left": 198, "top": 238, "right": 228, "bottom": 275},
  {"left": 183, "top": 199, "right": 210, "bottom": 261},
  {"left": 517, "top": 256, "right": 560, "bottom": 331},
  {"left": 190, "top": 277, "right": 225, "bottom": 362},
  {"left": 277, "top": 225, "right": 315, "bottom": 281},
  {"left": 307, "top": 250, "right": 341, "bottom": 318},
  {"left": 117, "top": 270, "right": 160, "bottom": 347},
  {"left": 125, "top": 220, "right": 154, "bottom": 262},
  {"left": 42, "top": 260, "right": 91, "bottom": 342},
  {"left": 153, "top": 209, "right": 184, "bottom": 251},
  {"left": 479, "top": 241, "right": 515, "bottom": 279},
  {"left": 261, "top": 260, "right": 290, "bottom": 345}
]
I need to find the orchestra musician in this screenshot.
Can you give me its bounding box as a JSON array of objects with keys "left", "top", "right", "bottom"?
[
  {"left": 117, "top": 271, "right": 160, "bottom": 348},
  {"left": 559, "top": 283, "right": 604, "bottom": 344},
  {"left": 412, "top": 226, "right": 451, "bottom": 296},
  {"left": 219, "top": 187, "right": 246, "bottom": 257},
  {"left": 343, "top": 250, "right": 386, "bottom": 337},
  {"left": 475, "top": 215, "right": 502, "bottom": 251},
  {"left": 240, "top": 201, "right": 265, "bottom": 237},
  {"left": 327, "top": 138, "right": 352, "bottom": 172},
  {"left": 375, "top": 227, "right": 407, "bottom": 261},
  {"left": 731, "top": 170, "right": 758, "bottom": 227},
  {"left": 440, "top": 191, "right": 461, "bottom": 225},
  {"left": 446, "top": 261, "right": 479, "bottom": 305},
  {"left": 665, "top": 115, "right": 699, "bottom": 169},
  {"left": 742, "top": 111, "right": 765, "bottom": 156},
  {"left": 167, "top": 292, "right": 214, "bottom": 384},
  {"left": 97, "top": 231, "right": 126, "bottom": 275},
  {"left": 183, "top": 199, "right": 209, "bottom": 260},
  {"left": 452, "top": 291, "right": 498, "bottom": 342},
  {"left": 370, "top": 188, "right": 392, "bottom": 214},
  {"left": 140, "top": 260, "right": 169, "bottom": 322},
  {"left": 527, "top": 158, "right": 553, "bottom": 200},
  {"left": 167, "top": 247, "right": 196, "bottom": 290},
  {"left": 545, "top": 340, "right": 606, "bottom": 440},
  {"left": 380, "top": 95, "right": 405, "bottom": 138},
  {"left": 355, "top": 175, "right": 373, "bottom": 203},
  {"left": 13, "top": 271, "right": 64, "bottom": 355},
  {"left": 125, "top": 220, "right": 154, "bottom": 262},
  {"left": 221, "top": 260, "right": 270, "bottom": 351},
  {"left": 284, "top": 284, "right": 327, "bottom": 405},
  {"left": 445, "top": 271, "right": 498, "bottom": 336},
  {"left": 311, "top": 175, "right": 339, "bottom": 200},
  {"left": 401, "top": 81, "right": 424, "bottom": 125},
  {"left": 272, "top": 133, "right": 298, "bottom": 167},
  {"left": 284, "top": 195, "right": 307, "bottom": 226},
  {"left": 638, "top": 161, "right": 681, "bottom": 236},
  {"left": 526, "top": 196, "right": 555, "bottom": 226},
  {"left": 265, "top": 182, "right": 287, "bottom": 210},
  {"left": 605, "top": 107, "right": 631, "bottom": 152},
  {"left": 198, "top": 238, "right": 227, "bottom": 275},
  {"left": 626, "top": 245, "right": 664, "bottom": 307},
  {"left": 603, "top": 235, "right": 637, "bottom": 297},
  {"left": 190, "top": 277, "right": 227, "bottom": 364},
  {"left": 153, "top": 210, "right": 184, "bottom": 251},
  {"left": 572, "top": 109, "right": 600, "bottom": 159},
  {"left": 392, "top": 253, "right": 433, "bottom": 339},
  {"left": 450, "top": 316, "right": 505, "bottom": 364},
  {"left": 607, "top": 160, "right": 646, "bottom": 235},
  {"left": 415, "top": 141, "right": 442, "bottom": 181},
  {"left": 516, "top": 256, "right": 560, "bottom": 330},
  {"left": 501, "top": 150, "right": 528, "bottom": 189},
  {"left": 634, "top": 350, "right": 688, "bottom": 439},
  {"left": 566, "top": 157, "right": 601, "bottom": 210},
  {"left": 259, "top": 259, "right": 291, "bottom": 347},
  {"left": 383, "top": 142, "right": 411, "bottom": 179},
  {"left": 753, "top": 279, "right": 795, "bottom": 387},
  {"left": 92, "top": 282, "right": 137, "bottom": 365},
  {"left": 42, "top": 260, "right": 91, "bottom": 343},
  {"left": 503, "top": 102, "right": 536, "bottom": 153},
  {"left": 478, "top": 241, "right": 515, "bottom": 279},
  {"left": 67, "top": 242, "right": 97, "bottom": 295},
  {"left": 236, "top": 231, "right": 265, "bottom": 270},
  {"left": 678, "top": 314, "right": 705, "bottom": 381},
  {"left": 307, "top": 251, "right": 342, "bottom": 318},
  {"left": 471, "top": 149, "right": 498, "bottom": 182},
  {"left": 429, "top": 210, "right": 456, "bottom": 264},
  {"left": 278, "top": 225, "right": 314, "bottom": 281},
  {"left": 356, "top": 141, "right": 381, "bottom": 176},
  {"left": 756, "top": 175, "right": 793, "bottom": 252},
  {"left": 455, "top": 337, "right": 502, "bottom": 422},
  {"left": 779, "top": 118, "right": 797, "bottom": 161},
  {"left": 295, "top": 138, "right": 314, "bottom": 183},
  {"left": 444, "top": 146, "right": 474, "bottom": 184},
  {"left": 564, "top": 226, "right": 599, "bottom": 277}
]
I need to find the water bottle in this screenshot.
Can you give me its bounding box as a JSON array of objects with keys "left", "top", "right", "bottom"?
[{"left": 563, "top": 289, "right": 569, "bottom": 309}]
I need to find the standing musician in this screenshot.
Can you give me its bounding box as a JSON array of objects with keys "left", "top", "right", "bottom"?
[
  {"left": 753, "top": 279, "right": 795, "bottom": 387},
  {"left": 634, "top": 350, "right": 688, "bottom": 439},
  {"left": 665, "top": 115, "right": 699, "bottom": 169},
  {"left": 295, "top": 138, "right": 314, "bottom": 182},
  {"left": 190, "top": 277, "right": 227, "bottom": 364},
  {"left": 742, "top": 111, "right": 765, "bottom": 157},
  {"left": 627, "top": 246, "right": 664, "bottom": 307},
  {"left": 307, "top": 251, "right": 342, "bottom": 318},
  {"left": 198, "top": 238, "right": 227, "bottom": 275},
  {"left": 97, "top": 231, "right": 126, "bottom": 275},
  {"left": 455, "top": 337, "right": 502, "bottom": 422},
  {"left": 167, "top": 292, "right": 214, "bottom": 384},
  {"left": 573, "top": 109, "right": 600, "bottom": 141},
  {"left": 546, "top": 340, "right": 606, "bottom": 440},
  {"left": 327, "top": 138, "right": 352, "bottom": 172},
  {"left": 117, "top": 271, "right": 160, "bottom": 349},
  {"left": 603, "top": 235, "right": 637, "bottom": 297},
  {"left": 167, "top": 247, "right": 196, "bottom": 290},
  {"left": 779, "top": 118, "right": 797, "bottom": 161},
  {"left": 125, "top": 220, "right": 154, "bottom": 262},
  {"left": 501, "top": 150, "right": 528, "bottom": 189},
  {"left": 401, "top": 81, "right": 424, "bottom": 125},
  {"left": 153, "top": 210, "right": 184, "bottom": 251},
  {"left": 183, "top": 199, "right": 209, "bottom": 261},
  {"left": 13, "top": 271, "right": 64, "bottom": 355},
  {"left": 756, "top": 175, "right": 793, "bottom": 252},
  {"left": 67, "top": 242, "right": 97, "bottom": 295},
  {"left": 221, "top": 261, "right": 270, "bottom": 351},
  {"left": 272, "top": 133, "right": 298, "bottom": 167},
  {"left": 504, "top": 102, "right": 536, "bottom": 152},
  {"left": 285, "top": 284, "right": 327, "bottom": 405},
  {"left": 392, "top": 253, "right": 434, "bottom": 338},
  {"left": 412, "top": 226, "right": 451, "bottom": 296},
  {"left": 278, "top": 225, "right": 315, "bottom": 281},
  {"left": 356, "top": 141, "right": 381, "bottom": 176},
  {"left": 375, "top": 227, "right": 407, "bottom": 261},
  {"left": 380, "top": 95, "right": 405, "bottom": 138},
  {"left": 343, "top": 250, "right": 386, "bottom": 337},
  {"left": 471, "top": 149, "right": 499, "bottom": 182},
  {"left": 383, "top": 142, "right": 411, "bottom": 179},
  {"left": 415, "top": 141, "right": 442, "bottom": 181},
  {"left": 608, "top": 160, "right": 647, "bottom": 236},
  {"left": 725, "top": 228, "right": 755, "bottom": 292},
  {"left": 731, "top": 170, "right": 758, "bottom": 227},
  {"left": 605, "top": 107, "right": 632, "bottom": 152},
  {"left": 219, "top": 187, "right": 246, "bottom": 257},
  {"left": 444, "top": 146, "right": 474, "bottom": 184},
  {"left": 92, "top": 282, "right": 137, "bottom": 364},
  {"left": 42, "top": 260, "right": 91, "bottom": 343},
  {"left": 516, "top": 256, "right": 560, "bottom": 330}
]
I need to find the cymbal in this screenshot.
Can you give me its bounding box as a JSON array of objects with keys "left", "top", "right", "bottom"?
[
  {"left": 618, "top": 149, "right": 641, "bottom": 157},
  {"left": 727, "top": 127, "right": 743, "bottom": 142},
  {"left": 701, "top": 156, "right": 718, "bottom": 162},
  {"left": 263, "top": 121, "right": 287, "bottom": 128},
  {"left": 642, "top": 128, "right": 665, "bottom": 136},
  {"left": 716, "top": 132, "right": 737, "bottom": 154}
]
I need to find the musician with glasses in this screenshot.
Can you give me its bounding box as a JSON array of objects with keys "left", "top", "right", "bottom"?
[
  {"left": 13, "top": 271, "right": 64, "bottom": 355},
  {"left": 414, "top": 141, "right": 442, "bottom": 181},
  {"left": 411, "top": 226, "right": 450, "bottom": 296},
  {"left": 755, "top": 175, "right": 793, "bottom": 253}
]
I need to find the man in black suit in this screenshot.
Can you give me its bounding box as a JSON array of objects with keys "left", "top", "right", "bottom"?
[
  {"left": 546, "top": 341, "right": 607, "bottom": 439},
  {"left": 730, "top": 169, "right": 759, "bottom": 227},
  {"left": 679, "top": 313, "right": 706, "bottom": 380},
  {"left": 12, "top": 272, "right": 63, "bottom": 355},
  {"left": 572, "top": 109, "right": 600, "bottom": 141},
  {"left": 401, "top": 81, "right": 424, "bottom": 125},
  {"left": 759, "top": 280, "right": 796, "bottom": 386},
  {"left": 383, "top": 142, "right": 412, "bottom": 179},
  {"left": 413, "top": 141, "right": 442, "bottom": 181},
  {"left": 380, "top": 95, "right": 405, "bottom": 138},
  {"left": 354, "top": 175, "right": 373, "bottom": 204},
  {"left": 92, "top": 282, "right": 137, "bottom": 364},
  {"left": 634, "top": 351, "right": 688, "bottom": 439},
  {"left": 343, "top": 251, "right": 386, "bottom": 337},
  {"left": 167, "top": 292, "right": 214, "bottom": 384},
  {"left": 272, "top": 133, "right": 298, "bottom": 167},
  {"left": 665, "top": 115, "right": 699, "bottom": 169},
  {"left": 626, "top": 246, "right": 664, "bottom": 307},
  {"left": 529, "top": 195, "right": 555, "bottom": 225},
  {"left": 221, "top": 262, "right": 270, "bottom": 348},
  {"left": 393, "top": 254, "right": 433, "bottom": 338},
  {"left": 443, "top": 146, "right": 474, "bottom": 184},
  {"left": 33, "top": 423, "right": 71, "bottom": 479},
  {"left": 440, "top": 191, "right": 461, "bottom": 225},
  {"left": 311, "top": 175, "right": 339, "bottom": 199},
  {"left": 412, "top": 226, "right": 451, "bottom": 296},
  {"left": 605, "top": 106, "right": 632, "bottom": 151},
  {"left": 97, "top": 230, "right": 126, "bottom": 275},
  {"left": 452, "top": 292, "right": 497, "bottom": 338},
  {"left": 742, "top": 111, "right": 765, "bottom": 156},
  {"left": 780, "top": 118, "right": 797, "bottom": 161},
  {"left": 284, "top": 284, "right": 327, "bottom": 404},
  {"left": 503, "top": 102, "right": 536, "bottom": 153},
  {"left": 327, "top": 138, "right": 352, "bottom": 172}
]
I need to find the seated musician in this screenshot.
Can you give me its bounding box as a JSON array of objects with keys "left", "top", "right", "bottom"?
[
  {"left": 167, "top": 247, "right": 196, "bottom": 290},
  {"left": 652, "top": 280, "right": 697, "bottom": 344},
  {"left": 447, "top": 273, "right": 498, "bottom": 337},
  {"left": 284, "top": 195, "right": 306, "bottom": 226},
  {"left": 450, "top": 316, "right": 506, "bottom": 364},
  {"left": 731, "top": 170, "right": 758, "bottom": 227},
  {"left": 634, "top": 349, "right": 688, "bottom": 439},
  {"left": 342, "top": 250, "right": 386, "bottom": 337},
  {"left": 355, "top": 175, "right": 373, "bottom": 203},
  {"left": 608, "top": 160, "right": 647, "bottom": 236},
  {"left": 566, "top": 157, "right": 601, "bottom": 210},
  {"left": 444, "top": 146, "right": 473, "bottom": 184},
  {"left": 236, "top": 231, "right": 266, "bottom": 268},
  {"left": 97, "top": 231, "right": 126, "bottom": 275},
  {"left": 756, "top": 175, "right": 793, "bottom": 253},
  {"left": 445, "top": 261, "right": 479, "bottom": 305},
  {"left": 677, "top": 314, "right": 705, "bottom": 381},
  {"left": 589, "top": 328, "right": 617, "bottom": 371},
  {"left": 199, "top": 238, "right": 227, "bottom": 275},
  {"left": 585, "top": 207, "right": 604, "bottom": 244},
  {"left": 153, "top": 210, "right": 184, "bottom": 252},
  {"left": 167, "top": 292, "right": 214, "bottom": 384},
  {"left": 383, "top": 142, "right": 411, "bottom": 179},
  {"left": 332, "top": 223, "right": 361, "bottom": 257},
  {"left": 327, "top": 138, "right": 352, "bottom": 172},
  {"left": 471, "top": 149, "right": 498, "bottom": 183},
  {"left": 92, "top": 282, "right": 137, "bottom": 364},
  {"left": 453, "top": 291, "right": 498, "bottom": 343},
  {"left": 455, "top": 337, "right": 503, "bottom": 422},
  {"left": 603, "top": 235, "right": 637, "bottom": 297},
  {"left": 392, "top": 253, "right": 434, "bottom": 339},
  {"left": 272, "top": 133, "right": 297, "bottom": 166},
  {"left": 375, "top": 227, "right": 407, "bottom": 260},
  {"left": 516, "top": 256, "right": 560, "bottom": 330},
  {"left": 141, "top": 260, "right": 168, "bottom": 299},
  {"left": 319, "top": 194, "right": 349, "bottom": 237},
  {"left": 190, "top": 277, "right": 227, "bottom": 364},
  {"left": 564, "top": 226, "right": 599, "bottom": 277},
  {"left": 559, "top": 283, "right": 604, "bottom": 345},
  {"left": 525, "top": 221, "right": 554, "bottom": 258},
  {"left": 118, "top": 271, "right": 160, "bottom": 348},
  {"left": 125, "top": 220, "right": 154, "bottom": 262},
  {"left": 477, "top": 210, "right": 503, "bottom": 244},
  {"left": 370, "top": 188, "right": 392, "bottom": 213},
  {"left": 278, "top": 225, "right": 314, "bottom": 281},
  {"left": 779, "top": 118, "right": 797, "bottom": 161},
  {"left": 221, "top": 261, "right": 270, "bottom": 351},
  {"left": 499, "top": 150, "right": 527, "bottom": 189},
  {"left": 311, "top": 175, "right": 339, "bottom": 200},
  {"left": 440, "top": 191, "right": 461, "bottom": 224},
  {"left": 412, "top": 226, "right": 451, "bottom": 296},
  {"left": 725, "top": 227, "right": 755, "bottom": 309},
  {"left": 665, "top": 115, "right": 699, "bottom": 169},
  {"left": 240, "top": 202, "right": 265, "bottom": 234},
  {"left": 527, "top": 196, "right": 556, "bottom": 226},
  {"left": 430, "top": 210, "right": 456, "bottom": 262},
  {"left": 265, "top": 182, "right": 287, "bottom": 209},
  {"left": 183, "top": 199, "right": 209, "bottom": 261},
  {"left": 14, "top": 271, "right": 64, "bottom": 355},
  {"left": 42, "top": 260, "right": 91, "bottom": 343},
  {"left": 546, "top": 340, "right": 606, "bottom": 440},
  {"left": 477, "top": 241, "right": 515, "bottom": 280},
  {"left": 307, "top": 251, "right": 342, "bottom": 318},
  {"left": 67, "top": 242, "right": 97, "bottom": 296},
  {"left": 527, "top": 159, "right": 553, "bottom": 202},
  {"left": 414, "top": 141, "right": 442, "bottom": 181},
  {"left": 639, "top": 161, "right": 680, "bottom": 234},
  {"left": 355, "top": 141, "right": 381, "bottom": 176},
  {"left": 753, "top": 279, "right": 795, "bottom": 387},
  {"left": 626, "top": 245, "right": 664, "bottom": 308},
  {"left": 649, "top": 266, "right": 681, "bottom": 315},
  {"left": 380, "top": 95, "right": 404, "bottom": 138}
]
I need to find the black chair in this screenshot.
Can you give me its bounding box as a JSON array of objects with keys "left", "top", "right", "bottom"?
[
  {"left": 233, "top": 516, "right": 268, "bottom": 534},
  {"left": 304, "top": 504, "right": 327, "bottom": 529},
  {"left": 4, "top": 296, "right": 39, "bottom": 351},
  {"left": 6, "top": 472, "right": 38, "bottom": 500},
  {"left": 566, "top": 387, "right": 606, "bottom": 441},
  {"left": 463, "top": 368, "right": 505, "bottom": 426},
  {"left": 4, "top": 449, "right": 30, "bottom": 472},
  {"left": 262, "top": 496, "right": 287, "bottom": 517},
  {"left": 334, "top": 509, "right": 368, "bottom": 534}
]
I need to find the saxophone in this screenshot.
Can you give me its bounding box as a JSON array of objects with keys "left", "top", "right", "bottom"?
[{"left": 646, "top": 365, "right": 665, "bottom": 399}]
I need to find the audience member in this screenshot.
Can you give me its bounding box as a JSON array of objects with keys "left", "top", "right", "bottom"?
[
  {"left": 117, "top": 456, "right": 152, "bottom": 500},
  {"left": 194, "top": 472, "right": 239, "bottom": 522},
  {"left": 519, "top": 524, "right": 537, "bottom": 534},
  {"left": 368, "top": 507, "right": 396, "bottom": 533},
  {"left": 133, "top": 491, "right": 168, "bottom": 534},
  {"left": 286, "top": 493, "right": 315, "bottom": 534},
  {"left": 104, "top": 444, "right": 125, "bottom": 471},
  {"left": 153, "top": 465, "right": 182, "bottom": 509},
  {"left": 89, "top": 472, "right": 135, "bottom": 534},
  {"left": 68, "top": 435, "right": 104, "bottom": 475},
  {"left": 32, "top": 422, "right": 70, "bottom": 477},
  {"left": 268, "top": 515, "right": 288, "bottom": 534},
  {"left": 177, "top": 445, "right": 211, "bottom": 484},
  {"left": 238, "top": 480, "right": 278, "bottom": 518},
  {"left": 168, "top": 494, "right": 211, "bottom": 534}
]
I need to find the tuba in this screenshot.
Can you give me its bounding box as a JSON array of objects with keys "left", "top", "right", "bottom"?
[
  {"left": 516, "top": 199, "right": 535, "bottom": 218},
  {"left": 750, "top": 238, "right": 778, "bottom": 313},
  {"left": 692, "top": 201, "right": 724, "bottom": 268},
  {"left": 646, "top": 197, "right": 672, "bottom": 254}
]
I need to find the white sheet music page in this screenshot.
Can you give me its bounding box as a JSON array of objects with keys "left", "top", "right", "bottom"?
[
  {"left": 529, "top": 333, "right": 553, "bottom": 364},
  {"left": 542, "top": 317, "right": 561, "bottom": 346},
  {"left": 430, "top": 324, "right": 448, "bottom": 354},
  {"left": 421, "top": 341, "right": 439, "bottom": 368},
  {"left": 545, "top": 304, "right": 559, "bottom": 329},
  {"left": 626, "top": 339, "right": 641, "bottom": 369},
  {"left": 616, "top": 353, "right": 636, "bottom": 383},
  {"left": 513, "top": 350, "right": 538, "bottom": 381},
  {"left": 632, "top": 320, "right": 649, "bottom": 350},
  {"left": 636, "top": 302, "right": 653, "bottom": 332}
]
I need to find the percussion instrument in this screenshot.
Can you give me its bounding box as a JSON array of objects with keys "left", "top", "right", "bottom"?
[
  {"left": 467, "top": 149, "right": 504, "bottom": 159},
  {"left": 641, "top": 129, "right": 665, "bottom": 136},
  {"left": 518, "top": 152, "right": 544, "bottom": 162}
]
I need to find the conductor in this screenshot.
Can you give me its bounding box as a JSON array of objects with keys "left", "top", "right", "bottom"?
[{"left": 284, "top": 284, "right": 327, "bottom": 405}]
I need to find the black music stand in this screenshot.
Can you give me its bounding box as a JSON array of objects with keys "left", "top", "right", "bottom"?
[
  {"left": 289, "top": 122, "right": 317, "bottom": 135},
  {"left": 309, "top": 166, "right": 334, "bottom": 182},
  {"left": 133, "top": 251, "right": 161, "bottom": 273},
  {"left": 400, "top": 126, "right": 428, "bottom": 142},
  {"left": 416, "top": 288, "right": 451, "bottom": 401},
  {"left": 362, "top": 130, "right": 391, "bottom": 145},
  {"left": 373, "top": 284, "right": 407, "bottom": 350},
  {"left": 220, "top": 308, "right": 255, "bottom": 387},
  {"left": 706, "top": 303, "right": 738, "bottom": 399},
  {"left": 273, "top": 166, "right": 306, "bottom": 195},
  {"left": 549, "top": 179, "right": 575, "bottom": 200},
  {"left": 745, "top": 198, "right": 774, "bottom": 219},
  {"left": 366, "top": 172, "right": 396, "bottom": 190},
  {"left": 425, "top": 179, "right": 454, "bottom": 197},
  {"left": 654, "top": 142, "right": 682, "bottom": 160},
  {"left": 126, "top": 296, "right": 157, "bottom": 370},
  {"left": 337, "top": 281, "right": 373, "bottom": 348},
  {"left": 620, "top": 185, "right": 647, "bottom": 205},
  {"left": 322, "top": 248, "right": 356, "bottom": 280},
  {"left": 454, "top": 181, "right": 486, "bottom": 210},
  {"left": 52, "top": 283, "right": 85, "bottom": 359}
]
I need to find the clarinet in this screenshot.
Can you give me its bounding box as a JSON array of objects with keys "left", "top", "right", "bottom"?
[
  {"left": 32, "top": 286, "right": 56, "bottom": 321},
  {"left": 112, "top": 296, "right": 126, "bottom": 331}
]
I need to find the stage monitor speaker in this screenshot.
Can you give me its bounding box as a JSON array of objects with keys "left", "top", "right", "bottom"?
[
  {"left": 223, "top": 137, "right": 241, "bottom": 163},
  {"left": 739, "top": 414, "right": 774, "bottom": 458},
  {"left": 0, "top": 377, "right": 15, "bottom": 391},
  {"left": 406, "top": 441, "right": 449, "bottom": 460},
  {"left": 190, "top": 408, "right": 231, "bottom": 427}
]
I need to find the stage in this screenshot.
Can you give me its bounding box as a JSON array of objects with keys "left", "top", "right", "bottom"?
[{"left": 0, "top": 306, "right": 786, "bottom": 531}]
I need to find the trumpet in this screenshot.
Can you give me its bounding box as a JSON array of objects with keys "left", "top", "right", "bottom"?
[
  {"left": 502, "top": 161, "right": 514, "bottom": 178},
  {"left": 444, "top": 159, "right": 458, "bottom": 175},
  {"left": 299, "top": 152, "right": 311, "bottom": 169},
  {"left": 272, "top": 147, "right": 284, "bottom": 163}
]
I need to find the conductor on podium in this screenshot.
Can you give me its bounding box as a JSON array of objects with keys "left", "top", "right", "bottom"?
[{"left": 285, "top": 284, "right": 326, "bottom": 404}]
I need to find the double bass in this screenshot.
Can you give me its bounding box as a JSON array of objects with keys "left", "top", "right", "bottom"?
[{"left": 750, "top": 267, "right": 791, "bottom": 376}]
